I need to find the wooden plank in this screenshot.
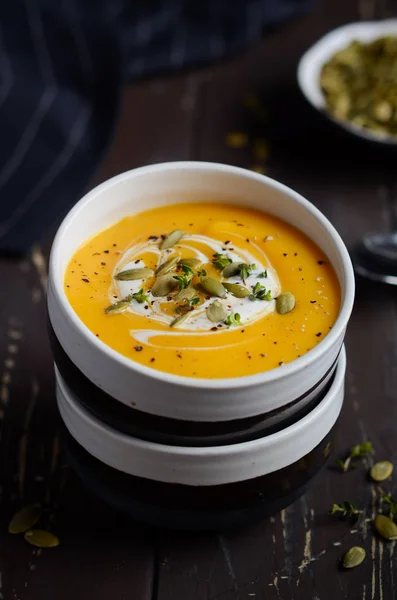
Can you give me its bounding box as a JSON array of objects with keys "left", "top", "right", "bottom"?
[
  {"left": 0, "top": 72, "right": 202, "bottom": 599},
  {"left": 155, "top": 0, "right": 397, "bottom": 599}
]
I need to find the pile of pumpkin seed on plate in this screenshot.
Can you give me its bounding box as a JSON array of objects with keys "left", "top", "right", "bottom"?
[{"left": 320, "top": 36, "right": 397, "bottom": 138}]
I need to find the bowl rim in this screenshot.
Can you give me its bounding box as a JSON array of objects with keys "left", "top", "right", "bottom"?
[
  {"left": 49, "top": 161, "right": 354, "bottom": 390},
  {"left": 56, "top": 346, "right": 346, "bottom": 485},
  {"left": 297, "top": 18, "right": 397, "bottom": 146}
]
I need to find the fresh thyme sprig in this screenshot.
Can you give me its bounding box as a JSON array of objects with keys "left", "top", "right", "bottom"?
[
  {"left": 330, "top": 501, "right": 363, "bottom": 519},
  {"left": 132, "top": 288, "right": 149, "bottom": 304},
  {"left": 224, "top": 312, "right": 241, "bottom": 327},
  {"left": 212, "top": 253, "right": 232, "bottom": 270},
  {"left": 381, "top": 493, "right": 397, "bottom": 519},
  {"left": 249, "top": 282, "right": 272, "bottom": 301},
  {"left": 336, "top": 441, "right": 374, "bottom": 473}
]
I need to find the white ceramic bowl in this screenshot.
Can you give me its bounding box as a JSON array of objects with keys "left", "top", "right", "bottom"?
[
  {"left": 48, "top": 162, "right": 354, "bottom": 422},
  {"left": 56, "top": 346, "right": 346, "bottom": 486},
  {"left": 297, "top": 19, "right": 397, "bottom": 145}
]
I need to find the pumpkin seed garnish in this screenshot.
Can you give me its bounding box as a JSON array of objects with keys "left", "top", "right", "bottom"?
[
  {"left": 179, "top": 258, "right": 203, "bottom": 269},
  {"left": 343, "top": 546, "right": 366, "bottom": 569},
  {"left": 8, "top": 504, "right": 42, "bottom": 534},
  {"left": 175, "top": 286, "right": 197, "bottom": 302},
  {"left": 200, "top": 277, "right": 227, "bottom": 299},
  {"left": 370, "top": 461, "right": 393, "bottom": 482},
  {"left": 151, "top": 274, "right": 178, "bottom": 297},
  {"left": 170, "top": 312, "right": 190, "bottom": 328},
  {"left": 115, "top": 267, "right": 154, "bottom": 281},
  {"left": 105, "top": 296, "right": 132, "bottom": 314},
  {"left": 222, "top": 262, "right": 241, "bottom": 278},
  {"left": 160, "top": 229, "right": 184, "bottom": 250},
  {"left": 222, "top": 282, "right": 250, "bottom": 298},
  {"left": 207, "top": 300, "right": 227, "bottom": 323},
  {"left": 24, "top": 529, "right": 60, "bottom": 548},
  {"left": 276, "top": 292, "right": 295, "bottom": 314},
  {"left": 156, "top": 256, "right": 180, "bottom": 276},
  {"left": 374, "top": 514, "right": 397, "bottom": 540}
]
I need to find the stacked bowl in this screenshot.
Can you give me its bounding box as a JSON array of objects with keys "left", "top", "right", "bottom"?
[{"left": 48, "top": 162, "right": 354, "bottom": 530}]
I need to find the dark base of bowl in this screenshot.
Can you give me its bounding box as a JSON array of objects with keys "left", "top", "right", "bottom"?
[
  {"left": 50, "top": 321, "right": 340, "bottom": 447},
  {"left": 61, "top": 423, "right": 336, "bottom": 531}
]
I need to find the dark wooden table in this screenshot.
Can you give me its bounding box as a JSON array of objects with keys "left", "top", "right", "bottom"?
[{"left": 1, "top": 0, "right": 397, "bottom": 598}]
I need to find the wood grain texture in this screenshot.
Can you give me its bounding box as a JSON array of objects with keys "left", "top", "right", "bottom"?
[{"left": 1, "top": 0, "right": 397, "bottom": 598}]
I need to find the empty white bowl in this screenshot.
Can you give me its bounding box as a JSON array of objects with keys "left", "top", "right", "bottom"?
[{"left": 297, "top": 19, "right": 397, "bottom": 145}]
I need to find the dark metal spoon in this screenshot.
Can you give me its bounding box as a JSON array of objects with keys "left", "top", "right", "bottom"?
[{"left": 352, "top": 231, "right": 397, "bottom": 285}]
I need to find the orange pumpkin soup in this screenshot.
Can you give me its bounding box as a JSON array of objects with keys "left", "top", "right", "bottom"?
[{"left": 64, "top": 203, "right": 340, "bottom": 378}]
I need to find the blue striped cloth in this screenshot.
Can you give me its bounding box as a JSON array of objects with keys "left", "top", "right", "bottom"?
[{"left": 0, "top": 0, "right": 312, "bottom": 254}]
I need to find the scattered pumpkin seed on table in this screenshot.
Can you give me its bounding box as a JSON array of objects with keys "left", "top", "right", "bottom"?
[
  {"left": 225, "top": 132, "right": 248, "bottom": 148},
  {"left": 370, "top": 461, "right": 394, "bottom": 482},
  {"left": 343, "top": 546, "right": 366, "bottom": 569},
  {"left": 374, "top": 514, "right": 397, "bottom": 540},
  {"left": 24, "top": 529, "right": 60, "bottom": 548},
  {"left": 8, "top": 504, "right": 42, "bottom": 534}
]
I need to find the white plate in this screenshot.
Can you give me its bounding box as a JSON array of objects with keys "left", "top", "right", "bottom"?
[
  {"left": 56, "top": 347, "right": 346, "bottom": 486},
  {"left": 297, "top": 19, "right": 397, "bottom": 146}
]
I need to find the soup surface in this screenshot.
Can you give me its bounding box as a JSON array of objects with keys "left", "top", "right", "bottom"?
[{"left": 65, "top": 203, "right": 340, "bottom": 378}]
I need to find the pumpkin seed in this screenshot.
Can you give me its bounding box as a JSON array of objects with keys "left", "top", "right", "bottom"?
[
  {"left": 156, "top": 256, "right": 180, "bottom": 276},
  {"left": 222, "top": 282, "right": 250, "bottom": 298},
  {"left": 343, "top": 546, "right": 366, "bottom": 569},
  {"left": 179, "top": 258, "right": 203, "bottom": 269},
  {"left": 222, "top": 262, "right": 241, "bottom": 278},
  {"left": 151, "top": 274, "right": 178, "bottom": 297},
  {"left": 374, "top": 514, "right": 397, "bottom": 540},
  {"left": 105, "top": 297, "right": 132, "bottom": 314},
  {"left": 8, "top": 504, "right": 42, "bottom": 534},
  {"left": 24, "top": 529, "right": 60, "bottom": 548},
  {"left": 170, "top": 312, "right": 190, "bottom": 328},
  {"left": 276, "top": 292, "right": 295, "bottom": 314},
  {"left": 160, "top": 229, "right": 184, "bottom": 250},
  {"left": 175, "top": 286, "right": 197, "bottom": 302},
  {"left": 370, "top": 461, "right": 394, "bottom": 482},
  {"left": 200, "top": 277, "right": 227, "bottom": 299},
  {"left": 115, "top": 267, "right": 154, "bottom": 281},
  {"left": 207, "top": 300, "right": 227, "bottom": 323}
]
